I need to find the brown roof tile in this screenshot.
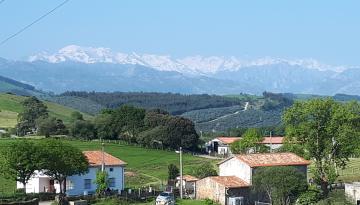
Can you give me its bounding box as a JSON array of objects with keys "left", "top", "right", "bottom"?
[
  {"left": 216, "top": 136, "right": 284, "bottom": 145},
  {"left": 177, "top": 175, "right": 199, "bottom": 182},
  {"left": 216, "top": 137, "right": 241, "bottom": 144},
  {"left": 83, "top": 151, "right": 127, "bottom": 167},
  {"left": 210, "top": 176, "right": 250, "bottom": 188},
  {"left": 235, "top": 152, "right": 310, "bottom": 167}
]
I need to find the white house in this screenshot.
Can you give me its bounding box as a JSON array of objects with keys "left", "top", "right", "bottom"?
[
  {"left": 205, "top": 136, "right": 285, "bottom": 156},
  {"left": 17, "top": 151, "right": 127, "bottom": 196},
  {"left": 345, "top": 182, "right": 360, "bottom": 204},
  {"left": 196, "top": 152, "right": 310, "bottom": 205}
]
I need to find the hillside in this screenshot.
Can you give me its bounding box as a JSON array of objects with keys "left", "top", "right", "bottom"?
[
  {"left": 0, "top": 94, "right": 93, "bottom": 128},
  {"left": 54, "top": 91, "right": 245, "bottom": 115},
  {"left": 0, "top": 75, "right": 43, "bottom": 96}
]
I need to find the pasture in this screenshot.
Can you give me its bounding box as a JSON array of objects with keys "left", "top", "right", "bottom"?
[{"left": 0, "top": 139, "right": 215, "bottom": 194}]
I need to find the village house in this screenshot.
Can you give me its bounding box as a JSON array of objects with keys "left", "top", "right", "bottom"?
[
  {"left": 176, "top": 175, "right": 199, "bottom": 198},
  {"left": 196, "top": 152, "right": 310, "bottom": 205},
  {"left": 205, "top": 136, "right": 284, "bottom": 156},
  {"left": 17, "top": 151, "right": 126, "bottom": 196},
  {"left": 345, "top": 182, "right": 360, "bottom": 204}
]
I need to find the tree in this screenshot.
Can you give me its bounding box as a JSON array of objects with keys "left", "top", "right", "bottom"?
[
  {"left": 230, "top": 128, "right": 269, "bottom": 154},
  {"left": 168, "top": 164, "right": 179, "bottom": 180},
  {"left": 16, "top": 97, "right": 48, "bottom": 136},
  {"left": 94, "top": 113, "right": 117, "bottom": 140},
  {"left": 190, "top": 162, "right": 217, "bottom": 179},
  {"left": 41, "top": 139, "right": 89, "bottom": 194},
  {"left": 0, "top": 140, "right": 44, "bottom": 190},
  {"left": 113, "top": 105, "right": 146, "bottom": 142},
  {"left": 252, "top": 166, "right": 307, "bottom": 205},
  {"left": 70, "top": 111, "right": 83, "bottom": 121},
  {"left": 164, "top": 116, "right": 199, "bottom": 150},
  {"left": 283, "top": 99, "right": 360, "bottom": 196},
  {"left": 36, "top": 117, "right": 68, "bottom": 137},
  {"left": 69, "top": 120, "right": 96, "bottom": 140},
  {"left": 95, "top": 171, "right": 108, "bottom": 196}
]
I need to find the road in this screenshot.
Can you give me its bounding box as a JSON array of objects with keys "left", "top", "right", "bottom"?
[{"left": 204, "top": 102, "right": 249, "bottom": 123}]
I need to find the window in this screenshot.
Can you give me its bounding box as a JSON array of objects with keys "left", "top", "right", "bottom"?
[
  {"left": 66, "top": 180, "right": 74, "bottom": 190},
  {"left": 108, "top": 178, "right": 115, "bottom": 187},
  {"left": 109, "top": 168, "right": 114, "bottom": 172},
  {"left": 84, "top": 179, "right": 92, "bottom": 189}
]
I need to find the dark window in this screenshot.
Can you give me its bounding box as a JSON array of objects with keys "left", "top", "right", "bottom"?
[
  {"left": 84, "top": 179, "right": 91, "bottom": 189},
  {"left": 110, "top": 168, "right": 114, "bottom": 172},
  {"left": 108, "top": 178, "right": 115, "bottom": 187}
]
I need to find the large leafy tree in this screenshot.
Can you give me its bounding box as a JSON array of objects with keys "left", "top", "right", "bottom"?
[
  {"left": 113, "top": 105, "right": 146, "bottom": 141},
  {"left": 252, "top": 166, "right": 307, "bottom": 205},
  {"left": 41, "top": 139, "right": 89, "bottom": 193},
  {"left": 16, "top": 97, "right": 48, "bottom": 136},
  {"left": 94, "top": 112, "right": 117, "bottom": 140},
  {"left": 230, "top": 128, "right": 268, "bottom": 154},
  {"left": 69, "top": 120, "right": 96, "bottom": 140},
  {"left": 190, "top": 162, "right": 217, "bottom": 179},
  {"left": 36, "top": 117, "right": 68, "bottom": 137},
  {"left": 0, "top": 140, "right": 44, "bottom": 190},
  {"left": 283, "top": 99, "right": 360, "bottom": 196}
]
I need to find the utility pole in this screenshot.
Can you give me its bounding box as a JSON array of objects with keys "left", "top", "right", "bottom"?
[
  {"left": 101, "top": 142, "right": 105, "bottom": 172},
  {"left": 269, "top": 131, "right": 273, "bottom": 153},
  {"left": 179, "top": 147, "right": 183, "bottom": 199}
]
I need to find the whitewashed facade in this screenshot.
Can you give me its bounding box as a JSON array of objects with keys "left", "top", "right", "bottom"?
[
  {"left": 16, "top": 151, "right": 126, "bottom": 196},
  {"left": 345, "top": 182, "right": 360, "bottom": 204}
]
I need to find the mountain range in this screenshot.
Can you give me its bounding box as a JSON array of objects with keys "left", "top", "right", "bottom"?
[{"left": 1, "top": 45, "right": 360, "bottom": 95}]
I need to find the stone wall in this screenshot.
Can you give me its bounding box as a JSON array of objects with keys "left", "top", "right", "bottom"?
[
  {"left": 196, "top": 177, "right": 226, "bottom": 205},
  {"left": 0, "top": 198, "right": 39, "bottom": 205}
]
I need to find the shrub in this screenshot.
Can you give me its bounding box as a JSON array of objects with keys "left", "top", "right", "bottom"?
[{"left": 296, "top": 187, "right": 321, "bottom": 205}]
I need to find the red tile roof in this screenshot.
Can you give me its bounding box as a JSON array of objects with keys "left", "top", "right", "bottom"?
[
  {"left": 177, "top": 175, "right": 199, "bottom": 182},
  {"left": 83, "top": 151, "right": 127, "bottom": 167},
  {"left": 260, "top": 136, "right": 284, "bottom": 144},
  {"left": 216, "top": 137, "right": 241, "bottom": 144},
  {"left": 209, "top": 176, "right": 250, "bottom": 188},
  {"left": 215, "top": 136, "right": 284, "bottom": 145},
  {"left": 234, "top": 152, "right": 310, "bottom": 167}
]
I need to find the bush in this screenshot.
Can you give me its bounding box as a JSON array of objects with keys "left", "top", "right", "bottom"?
[
  {"left": 296, "top": 187, "right": 321, "bottom": 205},
  {"left": 204, "top": 198, "right": 219, "bottom": 205}
]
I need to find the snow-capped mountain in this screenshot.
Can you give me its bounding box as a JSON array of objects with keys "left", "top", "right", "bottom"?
[
  {"left": 29, "top": 45, "right": 347, "bottom": 75},
  {"left": 0, "top": 45, "right": 358, "bottom": 95}
]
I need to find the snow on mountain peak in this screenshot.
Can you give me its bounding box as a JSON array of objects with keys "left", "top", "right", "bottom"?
[{"left": 29, "top": 45, "right": 347, "bottom": 74}]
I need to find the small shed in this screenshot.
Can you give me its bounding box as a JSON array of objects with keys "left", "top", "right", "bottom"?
[
  {"left": 176, "top": 175, "right": 199, "bottom": 198},
  {"left": 196, "top": 176, "right": 250, "bottom": 205}
]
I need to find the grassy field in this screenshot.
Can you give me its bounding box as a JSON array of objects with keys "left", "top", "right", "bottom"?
[
  {"left": 0, "top": 94, "right": 93, "bottom": 127},
  {"left": 0, "top": 139, "right": 216, "bottom": 194}
]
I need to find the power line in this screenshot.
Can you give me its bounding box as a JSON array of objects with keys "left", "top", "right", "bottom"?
[{"left": 0, "top": 0, "right": 70, "bottom": 46}]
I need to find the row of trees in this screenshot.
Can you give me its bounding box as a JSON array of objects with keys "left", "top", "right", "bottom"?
[
  {"left": 60, "top": 91, "right": 243, "bottom": 115},
  {"left": 0, "top": 140, "right": 89, "bottom": 194},
  {"left": 16, "top": 97, "right": 200, "bottom": 151}
]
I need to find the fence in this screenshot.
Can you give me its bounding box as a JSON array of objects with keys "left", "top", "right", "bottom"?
[{"left": 254, "top": 201, "right": 271, "bottom": 205}]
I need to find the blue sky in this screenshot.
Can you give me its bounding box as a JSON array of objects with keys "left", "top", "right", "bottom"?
[{"left": 0, "top": 0, "right": 359, "bottom": 65}]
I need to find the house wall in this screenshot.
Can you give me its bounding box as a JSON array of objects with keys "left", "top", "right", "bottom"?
[
  {"left": 17, "top": 171, "right": 50, "bottom": 193},
  {"left": 66, "top": 165, "right": 125, "bottom": 196},
  {"left": 345, "top": 183, "right": 360, "bottom": 203},
  {"left": 196, "top": 178, "right": 226, "bottom": 205},
  {"left": 219, "top": 158, "right": 252, "bottom": 184},
  {"left": 264, "top": 143, "right": 283, "bottom": 150}
]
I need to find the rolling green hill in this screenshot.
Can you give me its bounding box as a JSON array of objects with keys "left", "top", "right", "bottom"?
[{"left": 0, "top": 94, "right": 93, "bottom": 128}]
